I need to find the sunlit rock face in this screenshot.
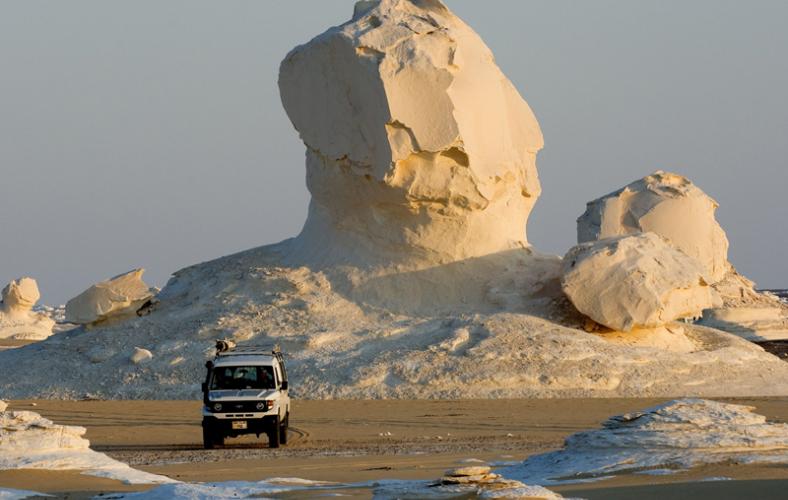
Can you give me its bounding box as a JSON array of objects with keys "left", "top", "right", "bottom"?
[
  {"left": 562, "top": 233, "right": 721, "bottom": 332},
  {"left": 0, "top": 277, "right": 54, "bottom": 340},
  {"left": 279, "top": 0, "right": 543, "bottom": 266},
  {"left": 578, "top": 171, "right": 729, "bottom": 283},
  {"left": 65, "top": 269, "right": 154, "bottom": 325}
]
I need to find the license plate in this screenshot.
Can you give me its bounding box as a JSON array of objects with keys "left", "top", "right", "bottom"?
[{"left": 232, "top": 420, "right": 247, "bottom": 430}]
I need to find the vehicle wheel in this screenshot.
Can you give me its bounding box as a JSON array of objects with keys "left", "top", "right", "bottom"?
[
  {"left": 279, "top": 412, "right": 289, "bottom": 445},
  {"left": 268, "top": 415, "right": 281, "bottom": 448},
  {"left": 202, "top": 420, "right": 224, "bottom": 449}
]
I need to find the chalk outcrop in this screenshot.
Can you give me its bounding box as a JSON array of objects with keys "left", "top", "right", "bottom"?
[
  {"left": 0, "top": 278, "right": 54, "bottom": 340},
  {"left": 65, "top": 269, "right": 154, "bottom": 325},
  {"left": 562, "top": 233, "right": 721, "bottom": 332},
  {"left": 279, "top": 0, "right": 543, "bottom": 266},
  {"left": 0, "top": 407, "right": 173, "bottom": 484},
  {"left": 503, "top": 399, "right": 788, "bottom": 484},
  {"left": 578, "top": 171, "right": 729, "bottom": 283}
]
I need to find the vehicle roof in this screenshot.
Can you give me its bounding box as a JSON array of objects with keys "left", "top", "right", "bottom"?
[{"left": 213, "top": 354, "right": 277, "bottom": 367}]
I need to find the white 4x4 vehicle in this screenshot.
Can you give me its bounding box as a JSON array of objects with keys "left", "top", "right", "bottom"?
[{"left": 201, "top": 341, "right": 290, "bottom": 449}]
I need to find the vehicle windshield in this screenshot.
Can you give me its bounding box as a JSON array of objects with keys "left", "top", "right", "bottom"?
[{"left": 210, "top": 365, "right": 275, "bottom": 390}]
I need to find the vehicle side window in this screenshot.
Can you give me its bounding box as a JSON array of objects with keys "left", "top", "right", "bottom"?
[{"left": 274, "top": 364, "right": 281, "bottom": 387}]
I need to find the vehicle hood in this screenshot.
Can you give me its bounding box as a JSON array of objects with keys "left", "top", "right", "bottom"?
[{"left": 208, "top": 389, "right": 277, "bottom": 401}]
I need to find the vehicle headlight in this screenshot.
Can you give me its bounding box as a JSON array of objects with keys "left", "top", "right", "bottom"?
[{"left": 212, "top": 403, "right": 223, "bottom": 412}]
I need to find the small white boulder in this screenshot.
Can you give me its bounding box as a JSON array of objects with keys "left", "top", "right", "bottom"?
[
  {"left": 65, "top": 269, "right": 154, "bottom": 325},
  {"left": 130, "top": 347, "right": 153, "bottom": 364},
  {"left": 578, "top": 171, "right": 729, "bottom": 283},
  {"left": 0, "top": 400, "right": 7, "bottom": 412},
  {"left": 562, "top": 233, "right": 721, "bottom": 332}
]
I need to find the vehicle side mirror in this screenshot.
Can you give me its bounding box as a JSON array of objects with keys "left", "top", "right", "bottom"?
[
  {"left": 201, "top": 382, "right": 207, "bottom": 393},
  {"left": 281, "top": 381, "right": 288, "bottom": 391}
]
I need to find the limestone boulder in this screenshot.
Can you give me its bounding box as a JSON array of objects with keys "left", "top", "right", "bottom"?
[
  {"left": 2, "top": 278, "right": 40, "bottom": 313},
  {"left": 65, "top": 269, "right": 154, "bottom": 325},
  {"left": 562, "top": 233, "right": 721, "bottom": 332},
  {"left": 279, "top": 0, "right": 543, "bottom": 266},
  {"left": 0, "top": 277, "right": 54, "bottom": 340},
  {"left": 577, "top": 171, "right": 729, "bottom": 282}
]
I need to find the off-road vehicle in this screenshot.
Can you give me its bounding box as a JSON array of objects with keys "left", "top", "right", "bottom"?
[{"left": 201, "top": 340, "right": 290, "bottom": 449}]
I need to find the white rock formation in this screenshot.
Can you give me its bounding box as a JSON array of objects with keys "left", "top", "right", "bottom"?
[
  {"left": 65, "top": 269, "right": 154, "bottom": 325},
  {"left": 0, "top": 401, "right": 6, "bottom": 412},
  {"left": 562, "top": 233, "right": 721, "bottom": 332},
  {"left": 279, "top": 0, "right": 543, "bottom": 266},
  {"left": 0, "top": 408, "right": 174, "bottom": 484},
  {"left": 0, "top": 277, "right": 54, "bottom": 340},
  {"left": 1, "top": 2, "right": 788, "bottom": 400},
  {"left": 697, "top": 269, "right": 788, "bottom": 341},
  {"left": 503, "top": 399, "right": 788, "bottom": 484},
  {"left": 578, "top": 171, "right": 730, "bottom": 283}
]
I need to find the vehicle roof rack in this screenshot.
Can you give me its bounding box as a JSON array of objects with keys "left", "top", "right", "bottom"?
[{"left": 215, "top": 339, "right": 281, "bottom": 356}]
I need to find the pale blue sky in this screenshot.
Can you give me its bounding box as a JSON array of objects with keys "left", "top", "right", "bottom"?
[{"left": 2, "top": 1, "right": 787, "bottom": 304}]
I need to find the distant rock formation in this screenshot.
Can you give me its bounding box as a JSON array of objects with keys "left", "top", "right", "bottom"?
[
  {"left": 65, "top": 269, "right": 155, "bottom": 325},
  {"left": 578, "top": 171, "right": 729, "bottom": 283},
  {"left": 0, "top": 277, "right": 54, "bottom": 340},
  {"left": 279, "top": 0, "right": 543, "bottom": 267},
  {"left": 561, "top": 233, "right": 721, "bottom": 332}
]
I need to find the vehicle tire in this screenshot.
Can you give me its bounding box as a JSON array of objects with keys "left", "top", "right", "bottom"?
[
  {"left": 279, "top": 412, "right": 289, "bottom": 445},
  {"left": 268, "top": 415, "right": 281, "bottom": 448},
  {"left": 203, "top": 421, "right": 223, "bottom": 449}
]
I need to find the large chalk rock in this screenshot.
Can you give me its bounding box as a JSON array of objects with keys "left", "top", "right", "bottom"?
[
  {"left": 562, "top": 233, "right": 721, "bottom": 332},
  {"left": 578, "top": 171, "right": 729, "bottom": 283},
  {"left": 65, "top": 269, "right": 154, "bottom": 325},
  {"left": 279, "top": 0, "right": 543, "bottom": 266},
  {"left": 0, "top": 278, "right": 54, "bottom": 340}
]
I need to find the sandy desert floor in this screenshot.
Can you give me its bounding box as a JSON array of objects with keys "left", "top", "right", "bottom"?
[{"left": 1, "top": 398, "right": 786, "bottom": 499}]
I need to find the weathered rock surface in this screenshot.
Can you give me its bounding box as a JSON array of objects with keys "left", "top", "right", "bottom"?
[
  {"left": 279, "top": 0, "right": 543, "bottom": 266},
  {"left": 578, "top": 171, "right": 729, "bottom": 282},
  {"left": 503, "top": 399, "right": 788, "bottom": 484},
  {"left": 699, "top": 269, "right": 788, "bottom": 341},
  {"left": 0, "top": 407, "right": 173, "bottom": 484},
  {"left": 562, "top": 233, "right": 721, "bottom": 332},
  {"left": 65, "top": 269, "right": 154, "bottom": 325},
  {"left": 0, "top": 277, "right": 54, "bottom": 340}
]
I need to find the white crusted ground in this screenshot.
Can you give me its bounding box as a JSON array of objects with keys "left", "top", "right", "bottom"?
[
  {"left": 109, "top": 476, "right": 563, "bottom": 499},
  {"left": 0, "top": 407, "right": 174, "bottom": 485},
  {"left": 0, "top": 243, "right": 786, "bottom": 400},
  {"left": 502, "top": 398, "right": 788, "bottom": 485}
]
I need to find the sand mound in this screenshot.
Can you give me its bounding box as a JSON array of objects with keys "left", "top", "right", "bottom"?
[
  {"left": 503, "top": 398, "right": 788, "bottom": 484},
  {"left": 1, "top": 244, "right": 786, "bottom": 400}
]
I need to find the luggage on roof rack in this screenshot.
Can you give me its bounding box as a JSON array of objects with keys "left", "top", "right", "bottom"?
[{"left": 215, "top": 339, "right": 281, "bottom": 356}]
